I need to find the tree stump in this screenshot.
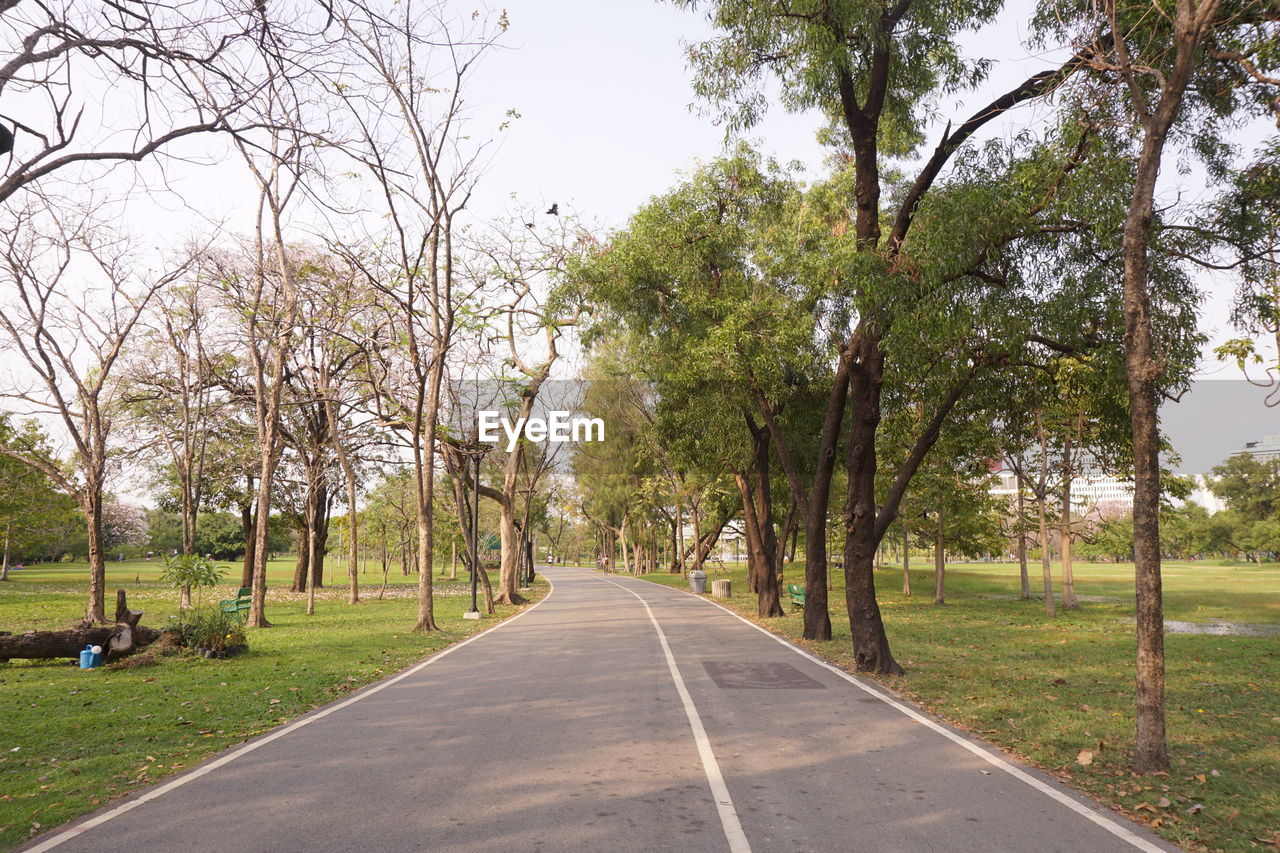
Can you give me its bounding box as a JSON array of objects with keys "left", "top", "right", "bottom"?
[{"left": 711, "top": 579, "right": 732, "bottom": 599}]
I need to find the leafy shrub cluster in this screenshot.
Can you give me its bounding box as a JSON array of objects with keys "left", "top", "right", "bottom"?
[{"left": 178, "top": 606, "right": 246, "bottom": 655}]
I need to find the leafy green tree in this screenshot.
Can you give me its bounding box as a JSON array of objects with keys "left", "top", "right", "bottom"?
[
  {"left": 1038, "top": 0, "right": 1279, "bottom": 773},
  {"left": 569, "top": 152, "right": 808, "bottom": 616},
  {"left": 666, "top": 0, "right": 1192, "bottom": 672},
  {"left": 0, "top": 416, "right": 75, "bottom": 577},
  {"left": 1210, "top": 453, "right": 1280, "bottom": 521},
  {"left": 1078, "top": 514, "right": 1136, "bottom": 562}
]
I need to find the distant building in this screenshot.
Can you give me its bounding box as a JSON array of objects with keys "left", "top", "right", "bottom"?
[
  {"left": 1186, "top": 474, "right": 1228, "bottom": 515},
  {"left": 1241, "top": 433, "right": 1280, "bottom": 463},
  {"left": 988, "top": 463, "right": 1134, "bottom": 517},
  {"left": 991, "top": 463, "right": 1230, "bottom": 516}
]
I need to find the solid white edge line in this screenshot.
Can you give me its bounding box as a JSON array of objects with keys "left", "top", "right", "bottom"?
[
  {"left": 599, "top": 571, "right": 1172, "bottom": 853},
  {"left": 594, "top": 575, "right": 752, "bottom": 853},
  {"left": 24, "top": 578, "right": 557, "bottom": 853}
]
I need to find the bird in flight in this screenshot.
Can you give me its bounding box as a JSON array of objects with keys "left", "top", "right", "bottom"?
[{"left": 546, "top": 203, "right": 558, "bottom": 215}]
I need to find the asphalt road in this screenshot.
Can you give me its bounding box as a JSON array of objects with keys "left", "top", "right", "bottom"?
[{"left": 26, "top": 567, "right": 1181, "bottom": 853}]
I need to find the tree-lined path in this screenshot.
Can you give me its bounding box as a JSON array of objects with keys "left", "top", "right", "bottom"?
[{"left": 26, "top": 568, "right": 1178, "bottom": 853}]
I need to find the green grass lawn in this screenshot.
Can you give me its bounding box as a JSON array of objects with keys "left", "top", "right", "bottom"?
[
  {"left": 639, "top": 559, "right": 1280, "bottom": 853},
  {"left": 0, "top": 558, "right": 542, "bottom": 849}
]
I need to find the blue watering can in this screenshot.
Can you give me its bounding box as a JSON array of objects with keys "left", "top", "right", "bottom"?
[{"left": 78, "top": 644, "right": 103, "bottom": 669}]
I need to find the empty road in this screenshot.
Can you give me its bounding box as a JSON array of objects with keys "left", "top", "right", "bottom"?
[{"left": 26, "top": 567, "right": 1179, "bottom": 852}]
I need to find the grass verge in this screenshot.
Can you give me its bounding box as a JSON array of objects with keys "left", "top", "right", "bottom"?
[
  {"left": 637, "top": 560, "right": 1279, "bottom": 853},
  {"left": 0, "top": 560, "right": 543, "bottom": 850}
]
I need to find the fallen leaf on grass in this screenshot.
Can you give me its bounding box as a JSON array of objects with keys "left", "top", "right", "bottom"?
[
  {"left": 1253, "top": 830, "right": 1280, "bottom": 850},
  {"left": 1076, "top": 750, "right": 1094, "bottom": 766},
  {"left": 1194, "top": 773, "right": 1206, "bottom": 783},
  {"left": 1156, "top": 797, "right": 1171, "bottom": 808},
  {"left": 1134, "top": 802, "right": 1156, "bottom": 813},
  {"left": 1185, "top": 803, "right": 1204, "bottom": 814}
]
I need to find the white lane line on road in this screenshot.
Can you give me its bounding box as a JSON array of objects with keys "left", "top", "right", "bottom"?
[
  {"left": 24, "top": 580, "right": 557, "bottom": 853},
  {"left": 612, "top": 575, "right": 1171, "bottom": 853},
  {"left": 595, "top": 575, "right": 752, "bottom": 853}
]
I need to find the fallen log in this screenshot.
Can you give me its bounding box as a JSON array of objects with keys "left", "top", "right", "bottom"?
[{"left": 0, "top": 590, "right": 162, "bottom": 662}]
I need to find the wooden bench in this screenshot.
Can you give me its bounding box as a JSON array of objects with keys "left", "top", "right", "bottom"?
[
  {"left": 219, "top": 587, "right": 255, "bottom": 620},
  {"left": 787, "top": 583, "right": 805, "bottom": 609}
]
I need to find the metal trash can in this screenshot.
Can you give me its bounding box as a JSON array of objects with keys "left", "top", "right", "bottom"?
[{"left": 688, "top": 569, "right": 707, "bottom": 594}]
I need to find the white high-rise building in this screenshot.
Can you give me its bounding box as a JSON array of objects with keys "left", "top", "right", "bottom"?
[
  {"left": 1186, "top": 474, "right": 1228, "bottom": 514},
  {"left": 988, "top": 463, "right": 1133, "bottom": 517},
  {"left": 1241, "top": 433, "right": 1280, "bottom": 463}
]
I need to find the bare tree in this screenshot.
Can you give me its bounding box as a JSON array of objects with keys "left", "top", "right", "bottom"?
[
  {"left": 325, "top": 2, "right": 504, "bottom": 631},
  {"left": 0, "top": 1, "right": 262, "bottom": 205},
  {"left": 0, "top": 201, "right": 185, "bottom": 620},
  {"left": 124, "top": 273, "right": 220, "bottom": 606},
  {"left": 471, "top": 216, "right": 585, "bottom": 605}
]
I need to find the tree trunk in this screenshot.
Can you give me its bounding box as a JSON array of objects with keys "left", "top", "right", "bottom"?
[
  {"left": 523, "top": 531, "right": 535, "bottom": 585},
  {"left": 1061, "top": 430, "right": 1078, "bottom": 609},
  {"left": 305, "top": 505, "right": 317, "bottom": 617},
  {"left": 493, "top": 493, "right": 526, "bottom": 603},
  {"left": 776, "top": 498, "right": 797, "bottom": 577},
  {"left": 1110, "top": 0, "right": 1223, "bottom": 772},
  {"left": 934, "top": 503, "right": 945, "bottom": 606},
  {"left": 1, "top": 519, "right": 10, "bottom": 582},
  {"left": 247, "top": 443, "right": 278, "bottom": 629},
  {"left": 735, "top": 468, "right": 783, "bottom": 618},
  {"left": 619, "top": 514, "right": 632, "bottom": 574},
  {"left": 239, "top": 488, "right": 256, "bottom": 589},
  {"left": 1038, "top": 418, "right": 1056, "bottom": 618},
  {"left": 690, "top": 501, "right": 703, "bottom": 574},
  {"left": 748, "top": 418, "right": 784, "bottom": 617},
  {"left": 902, "top": 526, "right": 911, "bottom": 597},
  {"left": 843, "top": 342, "right": 902, "bottom": 675},
  {"left": 82, "top": 484, "right": 108, "bottom": 623},
  {"left": 737, "top": 473, "right": 764, "bottom": 595},
  {"left": 1016, "top": 470, "right": 1030, "bottom": 599},
  {"left": 769, "top": 350, "right": 850, "bottom": 641},
  {"left": 310, "top": 486, "right": 329, "bottom": 590},
  {"left": 293, "top": 541, "right": 310, "bottom": 594},
  {"left": 670, "top": 514, "right": 682, "bottom": 574},
  {"left": 323, "top": 393, "right": 361, "bottom": 605}
]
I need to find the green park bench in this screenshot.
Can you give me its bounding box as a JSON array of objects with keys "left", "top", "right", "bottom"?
[
  {"left": 219, "top": 587, "right": 255, "bottom": 620},
  {"left": 787, "top": 583, "right": 805, "bottom": 609}
]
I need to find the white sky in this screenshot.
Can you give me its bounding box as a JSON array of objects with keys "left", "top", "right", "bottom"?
[{"left": 102, "top": 0, "right": 1271, "bottom": 382}]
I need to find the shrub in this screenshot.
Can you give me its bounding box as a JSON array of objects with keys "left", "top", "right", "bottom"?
[{"left": 178, "top": 606, "right": 245, "bottom": 652}]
